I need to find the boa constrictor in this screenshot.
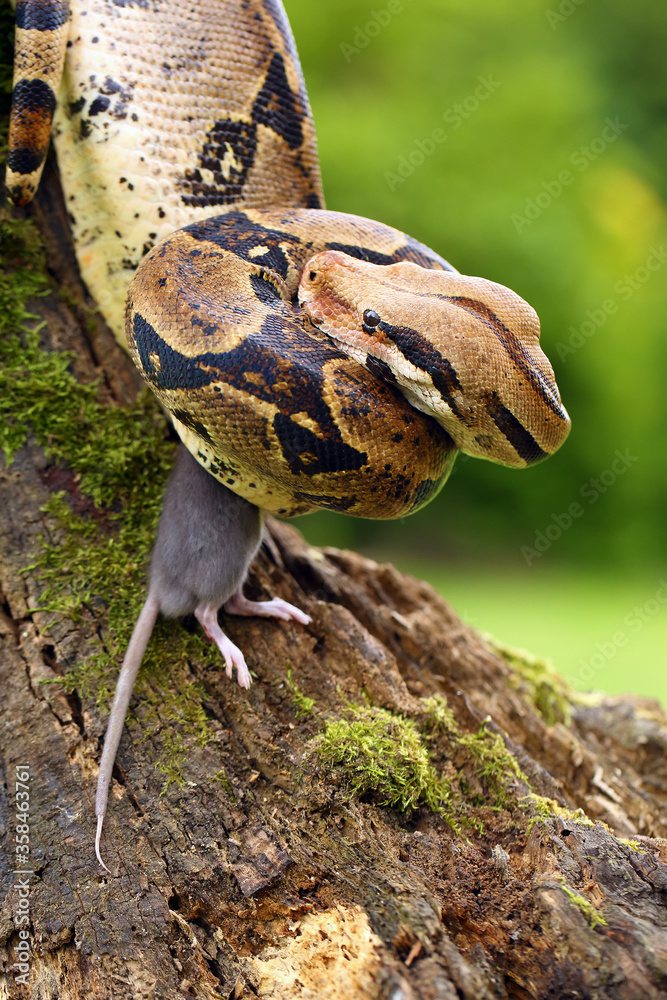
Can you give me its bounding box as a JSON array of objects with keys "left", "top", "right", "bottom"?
[{"left": 7, "top": 0, "right": 571, "bottom": 520}]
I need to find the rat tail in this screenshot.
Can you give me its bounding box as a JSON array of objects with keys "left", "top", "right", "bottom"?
[{"left": 95, "top": 593, "right": 160, "bottom": 872}]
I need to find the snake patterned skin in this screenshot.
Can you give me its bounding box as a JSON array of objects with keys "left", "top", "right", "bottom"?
[
  {"left": 8, "top": 0, "right": 571, "bottom": 520},
  {"left": 8, "top": 0, "right": 323, "bottom": 338}
]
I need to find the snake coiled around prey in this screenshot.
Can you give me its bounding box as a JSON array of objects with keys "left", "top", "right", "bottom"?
[{"left": 7, "top": 0, "right": 571, "bottom": 520}]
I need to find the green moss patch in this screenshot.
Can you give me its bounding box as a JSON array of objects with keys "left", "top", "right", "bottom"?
[
  {"left": 0, "top": 206, "right": 215, "bottom": 783},
  {"left": 556, "top": 876, "right": 607, "bottom": 929},
  {"left": 286, "top": 666, "right": 316, "bottom": 717},
  {"left": 457, "top": 720, "right": 531, "bottom": 809},
  {"left": 520, "top": 793, "right": 593, "bottom": 832},
  {"left": 307, "top": 694, "right": 540, "bottom": 834},
  {"left": 618, "top": 837, "right": 645, "bottom": 853},
  {"left": 419, "top": 693, "right": 460, "bottom": 737},
  {"left": 212, "top": 769, "right": 237, "bottom": 805},
  {"left": 308, "top": 704, "right": 453, "bottom": 815},
  {"left": 484, "top": 634, "right": 573, "bottom": 727}
]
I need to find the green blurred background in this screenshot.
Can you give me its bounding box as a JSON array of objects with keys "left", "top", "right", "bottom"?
[{"left": 284, "top": 0, "right": 667, "bottom": 703}]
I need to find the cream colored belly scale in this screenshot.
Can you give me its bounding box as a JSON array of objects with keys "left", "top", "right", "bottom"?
[{"left": 50, "top": 0, "right": 323, "bottom": 338}]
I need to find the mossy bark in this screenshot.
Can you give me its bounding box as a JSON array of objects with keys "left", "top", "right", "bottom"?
[{"left": 2, "top": 165, "right": 667, "bottom": 1000}]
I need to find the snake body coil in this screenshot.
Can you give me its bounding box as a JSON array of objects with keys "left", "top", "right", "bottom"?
[
  {"left": 8, "top": 0, "right": 571, "bottom": 520},
  {"left": 127, "top": 208, "right": 459, "bottom": 517},
  {"left": 8, "top": 0, "right": 323, "bottom": 336}
]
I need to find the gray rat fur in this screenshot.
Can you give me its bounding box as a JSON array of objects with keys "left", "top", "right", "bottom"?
[
  {"left": 95, "top": 445, "right": 310, "bottom": 871},
  {"left": 151, "top": 443, "right": 264, "bottom": 617}
]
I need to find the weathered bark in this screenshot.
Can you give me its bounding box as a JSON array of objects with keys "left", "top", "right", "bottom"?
[{"left": 2, "top": 166, "right": 667, "bottom": 1000}]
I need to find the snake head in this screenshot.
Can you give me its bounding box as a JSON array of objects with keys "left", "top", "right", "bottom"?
[{"left": 298, "top": 250, "right": 571, "bottom": 468}]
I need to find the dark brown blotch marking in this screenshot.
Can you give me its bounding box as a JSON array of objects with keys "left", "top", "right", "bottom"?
[
  {"left": 89, "top": 95, "right": 110, "bottom": 116},
  {"left": 180, "top": 118, "right": 257, "bottom": 208},
  {"left": 410, "top": 476, "right": 445, "bottom": 512},
  {"left": 366, "top": 354, "right": 397, "bottom": 384},
  {"left": 261, "top": 0, "right": 294, "bottom": 53},
  {"left": 171, "top": 408, "right": 213, "bottom": 445},
  {"left": 16, "top": 0, "right": 69, "bottom": 30},
  {"left": 485, "top": 392, "right": 547, "bottom": 465},
  {"left": 293, "top": 492, "right": 359, "bottom": 512},
  {"left": 250, "top": 272, "right": 282, "bottom": 304},
  {"left": 252, "top": 51, "right": 304, "bottom": 150},
  {"left": 325, "top": 239, "right": 453, "bottom": 272},
  {"left": 68, "top": 96, "right": 85, "bottom": 116},
  {"left": 184, "top": 211, "right": 302, "bottom": 280},
  {"left": 8, "top": 78, "right": 56, "bottom": 177},
  {"left": 377, "top": 319, "right": 465, "bottom": 420}
]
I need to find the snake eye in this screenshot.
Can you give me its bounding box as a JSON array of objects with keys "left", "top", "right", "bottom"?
[{"left": 363, "top": 309, "right": 381, "bottom": 329}]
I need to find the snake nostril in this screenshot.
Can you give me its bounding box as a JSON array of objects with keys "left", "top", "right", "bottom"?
[{"left": 308, "top": 270, "right": 317, "bottom": 281}]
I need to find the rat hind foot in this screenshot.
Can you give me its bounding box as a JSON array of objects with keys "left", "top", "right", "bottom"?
[
  {"left": 195, "top": 604, "right": 252, "bottom": 688},
  {"left": 224, "top": 589, "right": 311, "bottom": 625}
]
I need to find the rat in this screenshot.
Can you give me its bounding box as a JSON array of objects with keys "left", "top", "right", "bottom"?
[{"left": 95, "top": 444, "right": 311, "bottom": 871}]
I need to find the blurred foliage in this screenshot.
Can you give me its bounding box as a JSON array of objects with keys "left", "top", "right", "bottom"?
[{"left": 285, "top": 0, "right": 667, "bottom": 571}]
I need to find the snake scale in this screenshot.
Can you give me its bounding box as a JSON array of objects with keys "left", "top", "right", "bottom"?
[
  {"left": 8, "top": 0, "right": 571, "bottom": 872},
  {"left": 8, "top": 0, "right": 571, "bottom": 522}
]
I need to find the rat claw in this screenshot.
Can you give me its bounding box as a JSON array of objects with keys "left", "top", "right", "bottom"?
[
  {"left": 225, "top": 592, "right": 311, "bottom": 625},
  {"left": 195, "top": 604, "right": 252, "bottom": 688},
  {"left": 224, "top": 645, "right": 251, "bottom": 688},
  {"left": 195, "top": 589, "right": 309, "bottom": 690},
  {"left": 236, "top": 662, "right": 252, "bottom": 689}
]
